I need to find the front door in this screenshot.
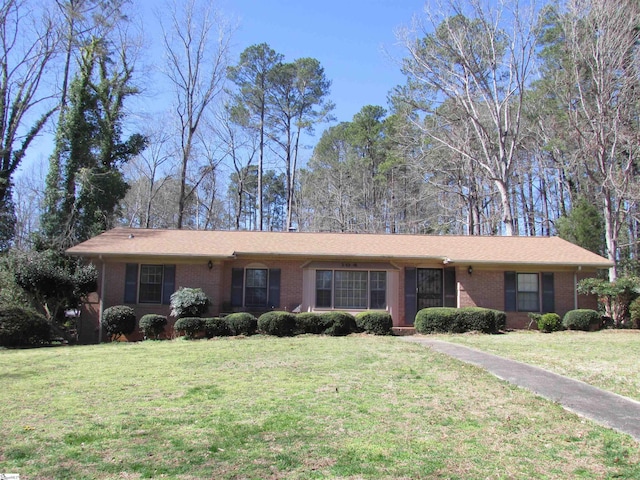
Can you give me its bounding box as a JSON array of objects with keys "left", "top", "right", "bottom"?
[{"left": 417, "top": 268, "right": 443, "bottom": 310}]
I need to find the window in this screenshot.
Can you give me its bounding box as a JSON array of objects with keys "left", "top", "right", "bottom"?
[
  {"left": 517, "top": 273, "right": 539, "bottom": 312},
  {"left": 314, "top": 270, "right": 387, "bottom": 310},
  {"left": 231, "top": 268, "right": 281, "bottom": 309},
  {"left": 139, "top": 265, "right": 164, "bottom": 303},
  {"left": 245, "top": 269, "right": 268, "bottom": 307},
  {"left": 124, "top": 264, "right": 175, "bottom": 305}
]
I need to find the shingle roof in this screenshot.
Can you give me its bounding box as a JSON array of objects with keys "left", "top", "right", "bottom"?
[{"left": 66, "top": 227, "right": 613, "bottom": 268}]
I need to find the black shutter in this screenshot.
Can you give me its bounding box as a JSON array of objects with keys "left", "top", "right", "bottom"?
[
  {"left": 444, "top": 267, "right": 457, "bottom": 307},
  {"left": 231, "top": 268, "right": 244, "bottom": 307},
  {"left": 268, "top": 269, "right": 281, "bottom": 308},
  {"left": 541, "top": 272, "right": 555, "bottom": 313},
  {"left": 405, "top": 267, "right": 417, "bottom": 326},
  {"left": 124, "top": 263, "right": 138, "bottom": 304},
  {"left": 504, "top": 271, "right": 517, "bottom": 312},
  {"left": 162, "top": 265, "right": 176, "bottom": 305}
]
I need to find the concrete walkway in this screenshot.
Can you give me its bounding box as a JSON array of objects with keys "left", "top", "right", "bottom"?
[{"left": 401, "top": 337, "right": 640, "bottom": 442}]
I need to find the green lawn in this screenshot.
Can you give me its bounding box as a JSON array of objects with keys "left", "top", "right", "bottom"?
[
  {"left": 437, "top": 329, "right": 640, "bottom": 402},
  {"left": 1, "top": 335, "right": 638, "bottom": 479}
]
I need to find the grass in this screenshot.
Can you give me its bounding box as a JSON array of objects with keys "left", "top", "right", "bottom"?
[
  {"left": 0, "top": 335, "right": 638, "bottom": 479},
  {"left": 437, "top": 329, "right": 640, "bottom": 402}
]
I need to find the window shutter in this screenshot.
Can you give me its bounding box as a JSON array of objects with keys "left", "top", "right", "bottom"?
[
  {"left": 541, "top": 272, "right": 555, "bottom": 313},
  {"left": 444, "top": 267, "right": 457, "bottom": 308},
  {"left": 504, "top": 271, "right": 517, "bottom": 312},
  {"left": 404, "top": 268, "right": 417, "bottom": 325},
  {"left": 231, "top": 268, "right": 244, "bottom": 307},
  {"left": 162, "top": 265, "right": 176, "bottom": 305},
  {"left": 268, "top": 269, "right": 281, "bottom": 308},
  {"left": 124, "top": 263, "right": 138, "bottom": 304}
]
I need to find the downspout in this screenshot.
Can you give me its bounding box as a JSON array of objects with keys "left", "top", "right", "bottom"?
[
  {"left": 98, "top": 255, "right": 106, "bottom": 344},
  {"left": 574, "top": 266, "right": 582, "bottom": 310}
]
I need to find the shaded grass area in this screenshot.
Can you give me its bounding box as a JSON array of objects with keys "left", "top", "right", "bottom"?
[
  {"left": 0, "top": 335, "right": 638, "bottom": 479},
  {"left": 439, "top": 330, "right": 640, "bottom": 402}
]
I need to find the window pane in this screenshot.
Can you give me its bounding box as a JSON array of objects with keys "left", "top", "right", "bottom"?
[
  {"left": 139, "top": 265, "right": 163, "bottom": 303},
  {"left": 370, "top": 271, "right": 386, "bottom": 309},
  {"left": 517, "top": 273, "right": 539, "bottom": 311},
  {"left": 316, "top": 270, "right": 332, "bottom": 308},
  {"left": 245, "top": 269, "right": 268, "bottom": 307},
  {"left": 335, "top": 271, "right": 367, "bottom": 309}
]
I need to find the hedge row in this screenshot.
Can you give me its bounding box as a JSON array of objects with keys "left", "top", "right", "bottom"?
[
  {"left": 414, "top": 307, "right": 506, "bottom": 334},
  {"left": 0, "top": 307, "right": 51, "bottom": 347},
  {"left": 173, "top": 310, "right": 394, "bottom": 339}
]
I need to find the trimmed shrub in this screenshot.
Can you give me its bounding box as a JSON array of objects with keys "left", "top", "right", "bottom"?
[
  {"left": 563, "top": 309, "right": 601, "bottom": 331},
  {"left": 204, "top": 317, "right": 230, "bottom": 338},
  {"left": 139, "top": 314, "right": 167, "bottom": 339},
  {"left": 174, "top": 317, "right": 205, "bottom": 339},
  {"left": 258, "top": 311, "right": 297, "bottom": 337},
  {"left": 415, "top": 307, "right": 505, "bottom": 334},
  {"left": 320, "top": 311, "right": 357, "bottom": 336},
  {"left": 0, "top": 307, "right": 50, "bottom": 347},
  {"left": 170, "top": 287, "right": 211, "bottom": 319},
  {"left": 414, "top": 307, "right": 458, "bottom": 334},
  {"left": 294, "top": 312, "right": 329, "bottom": 335},
  {"left": 102, "top": 305, "right": 136, "bottom": 340},
  {"left": 225, "top": 312, "right": 257, "bottom": 336},
  {"left": 355, "top": 311, "right": 393, "bottom": 335},
  {"left": 492, "top": 310, "right": 507, "bottom": 331},
  {"left": 538, "top": 313, "right": 561, "bottom": 333}
]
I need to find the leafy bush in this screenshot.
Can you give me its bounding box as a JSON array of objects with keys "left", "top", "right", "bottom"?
[
  {"left": 204, "top": 317, "right": 230, "bottom": 338},
  {"left": 415, "top": 307, "right": 505, "bottom": 334},
  {"left": 537, "top": 313, "right": 561, "bottom": 333},
  {"left": 225, "top": 312, "right": 257, "bottom": 336},
  {"left": 415, "top": 307, "right": 458, "bottom": 334},
  {"left": 320, "top": 312, "right": 357, "bottom": 336},
  {"left": 258, "top": 311, "right": 297, "bottom": 336},
  {"left": 629, "top": 297, "right": 640, "bottom": 328},
  {"left": 294, "top": 312, "right": 329, "bottom": 335},
  {"left": 174, "top": 317, "right": 205, "bottom": 339},
  {"left": 170, "top": 287, "right": 211, "bottom": 318},
  {"left": 562, "top": 309, "right": 601, "bottom": 331},
  {"left": 139, "top": 314, "right": 167, "bottom": 339},
  {"left": 102, "top": 305, "right": 136, "bottom": 340},
  {"left": 355, "top": 311, "right": 393, "bottom": 335},
  {"left": 0, "top": 307, "right": 51, "bottom": 347}
]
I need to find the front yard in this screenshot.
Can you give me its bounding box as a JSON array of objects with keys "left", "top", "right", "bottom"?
[{"left": 0, "top": 334, "right": 638, "bottom": 479}]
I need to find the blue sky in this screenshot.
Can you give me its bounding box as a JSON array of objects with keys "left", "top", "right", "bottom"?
[{"left": 221, "top": 0, "right": 426, "bottom": 124}]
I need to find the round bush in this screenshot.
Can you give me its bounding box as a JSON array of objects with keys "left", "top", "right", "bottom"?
[
  {"left": 225, "top": 312, "right": 257, "bottom": 336},
  {"left": 258, "top": 311, "right": 297, "bottom": 336},
  {"left": 139, "top": 314, "right": 167, "bottom": 339},
  {"left": 538, "top": 313, "right": 561, "bottom": 333},
  {"left": 174, "top": 317, "right": 205, "bottom": 339},
  {"left": 320, "top": 312, "right": 357, "bottom": 336},
  {"left": 492, "top": 310, "right": 507, "bottom": 331},
  {"left": 294, "top": 312, "right": 329, "bottom": 335},
  {"left": 170, "top": 287, "right": 211, "bottom": 318},
  {"left": 204, "top": 317, "right": 230, "bottom": 338},
  {"left": 414, "top": 307, "right": 458, "bottom": 333},
  {"left": 0, "top": 307, "right": 50, "bottom": 347},
  {"left": 102, "top": 305, "right": 136, "bottom": 340},
  {"left": 457, "top": 307, "right": 499, "bottom": 333},
  {"left": 355, "top": 311, "right": 393, "bottom": 335},
  {"left": 562, "top": 309, "right": 601, "bottom": 331}
]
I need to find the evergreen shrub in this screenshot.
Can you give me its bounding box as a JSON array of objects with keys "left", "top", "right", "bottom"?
[
  {"left": 562, "top": 309, "right": 600, "bottom": 331},
  {"left": 170, "top": 287, "right": 211, "bottom": 318},
  {"left": 102, "top": 305, "right": 136, "bottom": 340},
  {"left": 0, "top": 307, "right": 50, "bottom": 347},
  {"left": 414, "top": 307, "right": 458, "bottom": 334},
  {"left": 225, "top": 312, "right": 257, "bottom": 336},
  {"left": 415, "top": 307, "right": 505, "bottom": 334},
  {"left": 320, "top": 311, "right": 357, "bottom": 336},
  {"left": 174, "top": 317, "right": 205, "bottom": 339},
  {"left": 355, "top": 311, "right": 393, "bottom": 335},
  {"left": 139, "top": 314, "right": 167, "bottom": 339},
  {"left": 294, "top": 312, "right": 328, "bottom": 334},
  {"left": 204, "top": 317, "right": 230, "bottom": 338},
  {"left": 537, "top": 313, "right": 561, "bottom": 333},
  {"left": 258, "top": 311, "right": 297, "bottom": 336}
]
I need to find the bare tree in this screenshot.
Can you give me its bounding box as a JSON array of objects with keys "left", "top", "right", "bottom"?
[
  {"left": 161, "top": 0, "right": 233, "bottom": 229},
  {"left": 397, "top": 0, "right": 538, "bottom": 236}
]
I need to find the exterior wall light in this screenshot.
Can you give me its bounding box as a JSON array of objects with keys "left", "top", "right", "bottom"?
[
  {"left": 468, "top": 266, "right": 473, "bottom": 275},
  {"left": 208, "top": 260, "right": 213, "bottom": 270}
]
